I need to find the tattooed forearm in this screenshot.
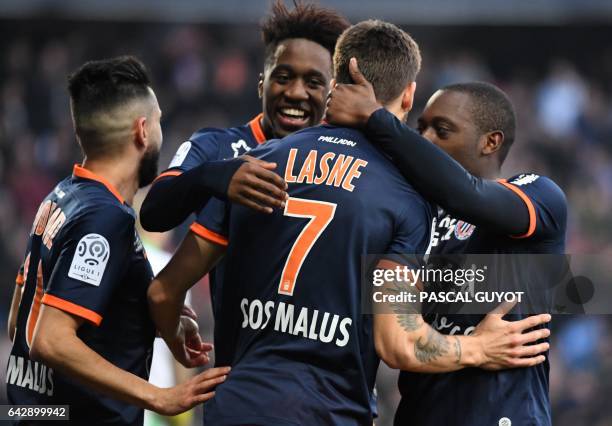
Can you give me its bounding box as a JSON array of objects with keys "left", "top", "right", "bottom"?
[
  {"left": 414, "top": 328, "right": 449, "bottom": 363},
  {"left": 453, "top": 336, "right": 462, "bottom": 364}
]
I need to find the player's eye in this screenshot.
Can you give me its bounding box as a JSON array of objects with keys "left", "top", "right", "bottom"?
[
  {"left": 274, "top": 73, "right": 290, "bottom": 84},
  {"left": 307, "top": 78, "right": 325, "bottom": 89},
  {"left": 435, "top": 126, "right": 450, "bottom": 139}
]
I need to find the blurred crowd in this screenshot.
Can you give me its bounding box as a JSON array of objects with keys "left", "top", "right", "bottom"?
[{"left": 0, "top": 20, "right": 611, "bottom": 425}]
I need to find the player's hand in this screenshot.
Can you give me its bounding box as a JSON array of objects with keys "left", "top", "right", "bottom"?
[
  {"left": 153, "top": 366, "right": 231, "bottom": 416},
  {"left": 325, "top": 57, "right": 383, "bottom": 128},
  {"left": 472, "top": 302, "right": 551, "bottom": 370},
  {"left": 228, "top": 155, "right": 288, "bottom": 214},
  {"left": 167, "top": 315, "right": 213, "bottom": 368}
]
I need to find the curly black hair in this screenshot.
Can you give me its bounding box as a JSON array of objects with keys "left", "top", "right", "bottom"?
[{"left": 261, "top": 0, "right": 350, "bottom": 67}]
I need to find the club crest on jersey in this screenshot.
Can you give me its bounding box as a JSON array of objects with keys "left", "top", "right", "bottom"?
[
  {"left": 68, "top": 233, "right": 110, "bottom": 286},
  {"left": 231, "top": 139, "right": 251, "bottom": 158},
  {"left": 454, "top": 220, "right": 475, "bottom": 240}
]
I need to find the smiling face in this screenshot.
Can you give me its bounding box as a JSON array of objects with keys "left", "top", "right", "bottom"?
[
  {"left": 417, "top": 90, "right": 485, "bottom": 176},
  {"left": 259, "top": 38, "right": 332, "bottom": 139}
]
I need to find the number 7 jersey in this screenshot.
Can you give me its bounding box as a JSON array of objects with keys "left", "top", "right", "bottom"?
[{"left": 197, "top": 125, "right": 435, "bottom": 426}]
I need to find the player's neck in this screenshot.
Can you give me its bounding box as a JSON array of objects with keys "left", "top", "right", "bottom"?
[
  {"left": 476, "top": 165, "right": 501, "bottom": 180},
  {"left": 260, "top": 115, "right": 275, "bottom": 140},
  {"left": 81, "top": 157, "right": 139, "bottom": 205}
]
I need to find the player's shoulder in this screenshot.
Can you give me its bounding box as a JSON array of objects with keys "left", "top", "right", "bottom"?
[
  {"left": 189, "top": 124, "right": 250, "bottom": 144},
  {"left": 505, "top": 173, "right": 567, "bottom": 231},
  {"left": 505, "top": 173, "right": 567, "bottom": 207},
  {"left": 63, "top": 178, "right": 135, "bottom": 226}
]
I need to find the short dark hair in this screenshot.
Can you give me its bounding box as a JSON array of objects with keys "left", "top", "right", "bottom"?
[
  {"left": 261, "top": 0, "right": 350, "bottom": 68},
  {"left": 334, "top": 20, "right": 421, "bottom": 105},
  {"left": 68, "top": 55, "right": 152, "bottom": 158},
  {"left": 441, "top": 82, "right": 517, "bottom": 164}
]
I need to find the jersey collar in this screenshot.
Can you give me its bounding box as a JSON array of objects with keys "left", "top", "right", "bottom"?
[
  {"left": 72, "top": 164, "right": 125, "bottom": 204},
  {"left": 248, "top": 113, "right": 267, "bottom": 144}
]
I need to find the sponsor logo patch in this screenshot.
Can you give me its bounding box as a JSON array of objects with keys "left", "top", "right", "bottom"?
[
  {"left": 68, "top": 233, "right": 110, "bottom": 286},
  {"left": 168, "top": 141, "right": 192, "bottom": 168}
]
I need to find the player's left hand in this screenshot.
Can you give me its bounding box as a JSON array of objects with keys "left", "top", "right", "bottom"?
[
  {"left": 325, "top": 57, "right": 382, "bottom": 128},
  {"left": 472, "top": 302, "right": 551, "bottom": 370}
]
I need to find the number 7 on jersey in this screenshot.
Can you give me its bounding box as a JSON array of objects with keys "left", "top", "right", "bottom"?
[{"left": 279, "top": 197, "right": 337, "bottom": 296}]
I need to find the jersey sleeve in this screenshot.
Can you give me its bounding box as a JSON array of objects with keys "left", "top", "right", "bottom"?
[
  {"left": 41, "top": 206, "right": 134, "bottom": 326},
  {"left": 498, "top": 174, "right": 567, "bottom": 239},
  {"left": 365, "top": 108, "right": 540, "bottom": 237},
  {"left": 140, "top": 129, "right": 243, "bottom": 232},
  {"left": 190, "top": 197, "right": 230, "bottom": 247}
]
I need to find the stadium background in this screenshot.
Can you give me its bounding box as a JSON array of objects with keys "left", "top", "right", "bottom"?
[{"left": 0, "top": 1, "right": 611, "bottom": 425}]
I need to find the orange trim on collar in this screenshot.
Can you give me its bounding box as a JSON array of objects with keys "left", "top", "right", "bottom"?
[
  {"left": 248, "top": 113, "right": 267, "bottom": 144},
  {"left": 73, "top": 164, "right": 125, "bottom": 204}
]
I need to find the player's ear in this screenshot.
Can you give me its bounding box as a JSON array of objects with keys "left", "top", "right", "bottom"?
[
  {"left": 258, "top": 73, "right": 264, "bottom": 99},
  {"left": 482, "top": 130, "right": 504, "bottom": 155},
  {"left": 400, "top": 81, "right": 417, "bottom": 112},
  {"left": 134, "top": 116, "right": 148, "bottom": 151}
]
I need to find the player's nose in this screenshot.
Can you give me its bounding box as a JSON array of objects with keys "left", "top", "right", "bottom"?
[{"left": 284, "top": 79, "right": 309, "bottom": 101}]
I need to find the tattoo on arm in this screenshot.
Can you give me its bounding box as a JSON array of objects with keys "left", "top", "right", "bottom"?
[
  {"left": 387, "top": 278, "right": 423, "bottom": 331},
  {"left": 414, "top": 327, "right": 449, "bottom": 363},
  {"left": 396, "top": 314, "right": 422, "bottom": 332}
]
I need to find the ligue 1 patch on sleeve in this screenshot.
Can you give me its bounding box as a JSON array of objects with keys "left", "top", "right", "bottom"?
[
  {"left": 68, "top": 233, "right": 110, "bottom": 286},
  {"left": 168, "top": 141, "right": 192, "bottom": 168}
]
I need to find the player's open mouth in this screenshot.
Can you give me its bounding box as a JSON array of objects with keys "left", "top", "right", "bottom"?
[{"left": 277, "top": 107, "right": 310, "bottom": 128}]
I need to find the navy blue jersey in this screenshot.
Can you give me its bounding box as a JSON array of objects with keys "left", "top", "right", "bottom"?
[
  {"left": 159, "top": 113, "right": 266, "bottom": 179},
  {"left": 157, "top": 115, "right": 267, "bottom": 317},
  {"left": 396, "top": 173, "right": 567, "bottom": 426},
  {"left": 197, "top": 125, "right": 434, "bottom": 425},
  {"left": 6, "top": 165, "right": 155, "bottom": 425}
]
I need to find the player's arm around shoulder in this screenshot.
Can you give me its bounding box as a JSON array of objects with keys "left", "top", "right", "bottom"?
[{"left": 140, "top": 130, "right": 224, "bottom": 232}]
